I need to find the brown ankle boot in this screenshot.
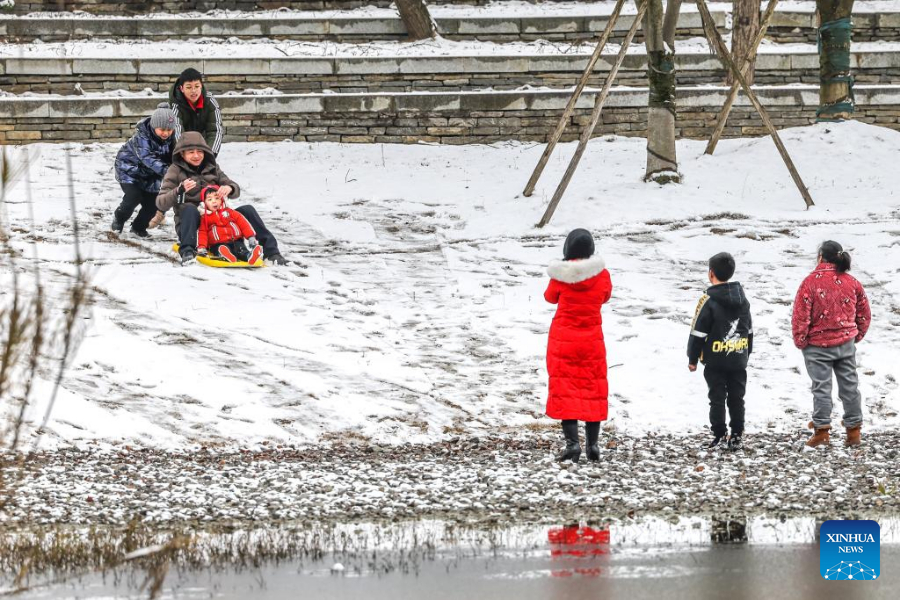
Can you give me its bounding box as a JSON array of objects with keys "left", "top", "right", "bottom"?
[
  {"left": 844, "top": 424, "right": 861, "bottom": 447},
  {"left": 806, "top": 421, "right": 831, "bottom": 447}
]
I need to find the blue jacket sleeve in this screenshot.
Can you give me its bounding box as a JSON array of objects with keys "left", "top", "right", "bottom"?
[{"left": 132, "top": 135, "right": 171, "bottom": 179}]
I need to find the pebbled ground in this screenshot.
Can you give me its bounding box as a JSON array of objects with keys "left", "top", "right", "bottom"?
[{"left": 3, "top": 431, "right": 899, "bottom": 528}]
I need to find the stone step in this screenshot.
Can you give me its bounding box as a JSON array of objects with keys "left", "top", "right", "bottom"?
[
  {"left": 1, "top": 49, "right": 898, "bottom": 96},
  {"left": 1, "top": 85, "right": 897, "bottom": 145},
  {"left": 2, "top": 0, "right": 752, "bottom": 16},
  {"left": 3, "top": 8, "right": 896, "bottom": 44},
  {"left": 9, "top": 1, "right": 835, "bottom": 17},
  {"left": 0, "top": 12, "right": 723, "bottom": 44}
]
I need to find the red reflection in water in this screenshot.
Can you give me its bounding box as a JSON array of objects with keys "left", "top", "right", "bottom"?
[{"left": 547, "top": 525, "right": 610, "bottom": 577}]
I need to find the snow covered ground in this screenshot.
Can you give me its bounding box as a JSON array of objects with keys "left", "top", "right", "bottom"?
[{"left": 2, "top": 120, "right": 900, "bottom": 450}]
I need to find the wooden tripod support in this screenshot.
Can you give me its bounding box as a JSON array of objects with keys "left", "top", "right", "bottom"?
[
  {"left": 695, "top": 0, "right": 814, "bottom": 208},
  {"left": 523, "top": 0, "right": 628, "bottom": 198},
  {"left": 535, "top": 0, "right": 649, "bottom": 228},
  {"left": 528, "top": 0, "right": 814, "bottom": 229},
  {"left": 705, "top": 0, "right": 780, "bottom": 154}
]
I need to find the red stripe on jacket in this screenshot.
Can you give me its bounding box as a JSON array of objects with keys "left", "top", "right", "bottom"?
[{"left": 198, "top": 206, "right": 256, "bottom": 249}]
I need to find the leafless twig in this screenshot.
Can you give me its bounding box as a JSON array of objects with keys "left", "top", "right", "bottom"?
[{"left": 0, "top": 147, "right": 92, "bottom": 514}]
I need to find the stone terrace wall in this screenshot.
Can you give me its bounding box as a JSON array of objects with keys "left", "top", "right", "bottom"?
[
  {"left": 767, "top": 11, "right": 900, "bottom": 43},
  {"left": 15, "top": 0, "right": 493, "bottom": 14},
  {"left": 5, "top": 11, "right": 898, "bottom": 44},
  {"left": 2, "top": 53, "right": 898, "bottom": 96},
  {"left": 0, "top": 14, "right": 719, "bottom": 44},
  {"left": 1, "top": 87, "right": 897, "bottom": 145},
  {"left": 767, "top": 27, "right": 900, "bottom": 44}
]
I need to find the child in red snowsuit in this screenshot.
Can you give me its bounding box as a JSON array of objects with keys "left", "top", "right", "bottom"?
[
  {"left": 545, "top": 229, "right": 612, "bottom": 463},
  {"left": 197, "top": 185, "right": 263, "bottom": 265}
]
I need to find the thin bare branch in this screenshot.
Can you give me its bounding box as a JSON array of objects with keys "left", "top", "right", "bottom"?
[{"left": 30, "top": 150, "right": 91, "bottom": 454}]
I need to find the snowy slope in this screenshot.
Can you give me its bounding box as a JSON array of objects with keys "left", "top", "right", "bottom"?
[{"left": 3, "top": 120, "right": 900, "bottom": 449}]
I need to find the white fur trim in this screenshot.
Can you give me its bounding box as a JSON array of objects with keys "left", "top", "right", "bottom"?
[{"left": 547, "top": 255, "right": 606, "bottom": 284}]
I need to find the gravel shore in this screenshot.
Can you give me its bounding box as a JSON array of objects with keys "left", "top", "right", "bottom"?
[{"left": 2, "top": 431, "right": 899, "bottom": 528}]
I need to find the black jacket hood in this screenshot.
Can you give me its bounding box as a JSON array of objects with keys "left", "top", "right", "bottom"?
[
  {"left": 706, "top": 281, "right": 747, "bottom": 310},
  {"left": 687, "top": 281, "right": 753, "bottom": 369}
]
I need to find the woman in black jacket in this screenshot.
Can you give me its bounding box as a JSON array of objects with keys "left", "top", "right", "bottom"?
[{"left": 169, "top": 68, "right": 223, "bottom": 156}]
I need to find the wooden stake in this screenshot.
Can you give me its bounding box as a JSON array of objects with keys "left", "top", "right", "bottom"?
[
  {"left": 536, "top": 1, "right": 649, "bottom": 228},
  {"left": 729, "top": 0, "right": 762, "bottom": 86},
  {"left": 695, "top": 0, "right": 814, "bottom": 208},
  {"left": 523, "top": 0, "right": 628, "bottom": 197},
  {"left": 705, "top": 0, "right": 779, "bottom": 155}
]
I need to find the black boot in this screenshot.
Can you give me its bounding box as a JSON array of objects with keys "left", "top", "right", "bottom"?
[
  {"left": 557, "top": 420, "right": 581, "bottom": 463},
  {"left": 704, "top": 434, "right": 727, "bottom": 450},
  {"left": 180, "top": 247, "right": 197, "bottom": 266},
  {"left": 585, "top": 422, "right": 601, "bottom": 461}
]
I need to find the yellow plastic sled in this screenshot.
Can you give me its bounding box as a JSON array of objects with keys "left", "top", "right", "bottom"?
[{"left": 172, "top": 244, "right": 265, "bottom": 268}]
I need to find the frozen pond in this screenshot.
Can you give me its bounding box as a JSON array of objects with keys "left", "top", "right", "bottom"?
[{"left": 4, "top": 516, "right": 898, "bottom": 599}]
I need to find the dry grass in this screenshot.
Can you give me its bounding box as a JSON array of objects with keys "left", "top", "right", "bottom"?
[
  {"left": 0, "top": 149, "right": 92, "bottom": 520},
  {"left": 0, "top": 520, "right": 490, "bottom": 595}
]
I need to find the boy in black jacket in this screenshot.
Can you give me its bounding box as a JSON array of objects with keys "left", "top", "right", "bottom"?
[{"left": 688, "top": 252, "right": 753, "bottom": 450}]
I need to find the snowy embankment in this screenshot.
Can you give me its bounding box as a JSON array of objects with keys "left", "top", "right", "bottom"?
[{"left": 2, "top": 121, "right": 900, "bottom": 450}]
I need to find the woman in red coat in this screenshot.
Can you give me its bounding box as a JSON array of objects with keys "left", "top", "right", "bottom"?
[{"left": 545, "top": 229, "right": 613, "bottom": 463}]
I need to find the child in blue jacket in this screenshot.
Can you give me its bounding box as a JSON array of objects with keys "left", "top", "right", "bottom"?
[{"left": 112, "top": 103, "right": 176, "bottom": 238}]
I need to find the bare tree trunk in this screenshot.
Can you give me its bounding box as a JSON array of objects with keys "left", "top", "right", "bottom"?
[
  {"left": 396, "top": 0, "right": 439, "bottom": 41},
  {"left": 705, "top": 0, "right": 780, "bottom": 155},
  {"left": 730, "top": 0, "right": 761, "bottom": 85},
  {"left": 644, "top": 0, "right": 679, "bottom": 183},
  {"left": 816, "top": 0, "right": 855, "bottom": 120},
  {"left": 662, "top": 0, "right": 683, "bottom": 48}
]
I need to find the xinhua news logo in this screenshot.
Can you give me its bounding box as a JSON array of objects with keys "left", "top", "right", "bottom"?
[{"left": 820, "top": 520, "right": 880, "bottom": 581}]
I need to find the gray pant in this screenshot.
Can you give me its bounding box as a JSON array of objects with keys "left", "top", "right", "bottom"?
[{"left": 802, "top": 340, "right": 863, "bottom": 429}]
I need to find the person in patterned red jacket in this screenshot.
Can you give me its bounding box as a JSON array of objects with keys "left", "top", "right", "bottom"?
[
  {"left": 544, "top": 229, "right": 612, "bottom": 464},
  {"left": 197, "top": 185, "right": 263, "bottom": 265},
  {"left": 792, "top": 241, "right": 871, "bottom": 448}
]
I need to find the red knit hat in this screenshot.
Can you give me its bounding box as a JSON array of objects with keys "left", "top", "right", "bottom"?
[{"left": 200, "top": 185, "right": 220, "bottom": 204}]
